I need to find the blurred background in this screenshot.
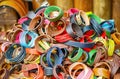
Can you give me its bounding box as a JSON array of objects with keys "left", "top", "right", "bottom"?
[{"left": 0, "top": 0, "right": 119, "bottom": 32}]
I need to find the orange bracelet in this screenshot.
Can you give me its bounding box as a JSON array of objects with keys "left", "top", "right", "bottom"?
[
  {"left": 93, "top": 62, "right": 111, "bottom": 79},
  {"left": 111, "top": 32, "right": 120, "bottom": 45}
]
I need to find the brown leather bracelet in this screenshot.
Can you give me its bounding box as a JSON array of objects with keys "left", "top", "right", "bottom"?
[
  {"left": 0, "top": 68, "right": 9, "bottom": 79},
  {"left": 28, "top": 15, "right": 44, "bottom": 31},
  {"left": 35, "top": 34, "right": 53, "bottom": 53},
  {"left": 105, "top": 54, "right": 120, "bottom": 78},
  {"left": 46, "top": 19, "right": 66, "bottom": 37},
  {"left": 94, "top": 46, "right": 108, "bottom": 64}
]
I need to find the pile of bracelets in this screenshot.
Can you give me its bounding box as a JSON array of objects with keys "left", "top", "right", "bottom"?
[{"left": 0, "top": 5, "right": 120, "bottom": 79}]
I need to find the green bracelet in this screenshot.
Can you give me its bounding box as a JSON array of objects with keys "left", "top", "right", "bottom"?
[
  {"left": 68, "top": 48, "right": 83, "bottom": 62},
  {"left": 87, "top": 12, "right": 101, "bottom": 24},
  {"left": 44, "top": 6, "right": 63, "bottom": 22},
  {"left": 87, "top": 49, "right": 97, "bottom": 66}
]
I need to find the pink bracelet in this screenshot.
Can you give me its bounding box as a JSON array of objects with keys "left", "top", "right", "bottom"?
[{"left": 68, "top": 8, "right": 79, "bottom": 16}]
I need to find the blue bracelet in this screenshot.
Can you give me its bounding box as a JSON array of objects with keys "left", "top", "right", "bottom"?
[
  {"left": 5, "top": 44, "right": 26, "bottom": 63},
  {"left": 20, "top": 30, "right": 38, "bottom": 48},
  {"left": 46, "top": 47, "right": 64, "bottom": 67},
  {"left": 90, "top": 18, "right": 103, "bottom": 36},
  {"left": 100, "top": 20, "right": 115, "bottom": 33}
]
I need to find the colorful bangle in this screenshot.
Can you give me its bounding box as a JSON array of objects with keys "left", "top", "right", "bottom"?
[
  {"left": 68, "top": 48, "right": 83, "bottom": 62},
  {"left": 107, "top": 39, "right": 115, "bottom": 56},
  {"left": 44, "top": 6, "right": 63, "bottom": 22}
]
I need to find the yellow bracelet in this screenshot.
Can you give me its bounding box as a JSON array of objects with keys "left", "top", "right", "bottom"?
[{"left": 107, "top": 39, "right": 115, "bottom": 56}]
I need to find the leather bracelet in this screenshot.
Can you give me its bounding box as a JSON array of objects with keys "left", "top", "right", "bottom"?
[
  {"left": 46, "top": 47, "right": 64, "bottom": 67},
  {"left": 22, "top": 64, "right": 44, "bottom": 79},
  {"left": 11, "top": 29, "right": 23, "bottom": 44},
  {"left": 90, "top": 18, "right": 103, "bottom": 36},
  {"left": 50, "top": 43, "right": 73, "bottom": 53},
  {"left": 69, "top": 62, "right": 92, "bottom": 79},
  {"left": 1, "top": 42, "right": 12, "bottom": 52},
  {"left": 93, "top": 62, "right": 111, "bottom": 79},
  {"left": 0, "top": 52, "right": 5, "bottom": 66},
  {"left": 20, "top": 31, "right": 38, "bottom": 48},
  {"left": 26, "top": 48, "right": 40, "bottom": 55},
  {"left": 77, "top": 50, "right": 88, "bottom": 63},
  {"left": 70, "top": 13, "right": 78, "bottom": 25},
  {"left": 93, "top": 37, "right": 107, "bottom": 48},
  {"left": 66, "top": 23, "right": 83, "bottom": 39},
  {"left": 107, "top": 39, "right": 115, "bottom": 56},
  {"left": 68, "top": 8, "right": 79, "bottom": 16},
  {"left": 68, "top": 48, "right": 83, "bottom": 62},
  {"left": 87, "top": 49, "right": 97, "bottom": 66},
  {"left": 28, "top": 15, "right": 44, "bottom": 31},
  {"left": 55, "top": 32, "right": 73, "bottom": 43},
  {"left": 94, "top": 46, "right": 107, "bottom": 64},
  {"left": 44, "top": 6, "right": 63, "bottom": 22},
  {"left": 105, "top": 54, "right": 120, "bottom": 78},
  {"left": 87, "top": 12, "right": 101, "bottom": 24},
  {"left": 40, "top": 53, "right": 48, "bottom": 68},
  {"left": 65, "top": 40, "right": 95, "bottom": 48},
  {"left": 5, "top": 44, "right": 26, "bottom": 63},
  {"left": 46, "top": 19, "right": 66, "bottom": 37},
  {"left": 0, "top": 62, "right": 11, "bottom": 70},
  {"left": 53, "top": 64, "right": 68, "bottom": 79},
  {"left": 111, "top": 32, "right": 120, "bottom": 45},
  {"left": 9, "top": 64, "right": 22, "bottom": 75},
  {"left": 35, "top": 34, "right": 53, "bottom": 53},
  {"left": 24, "top": 53, "right": 40, "bottom": 64},
  {"left": 100, "top": 20, "right": 115, "bottom": 33},
  {"left": 18, "top": 17, "right": 29, "bottom": 24},
  {"left": 22, "top": 19, "right": 31, "bottom": 30},
  {"left": 44, "top": 67, "right": 53, "bottom": 76},
  {"left": 76, "top": 10, "right": 90, "bottom": 26},
  {"left": 0, "top": 68, "right": 9, "bottom": 79}
]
